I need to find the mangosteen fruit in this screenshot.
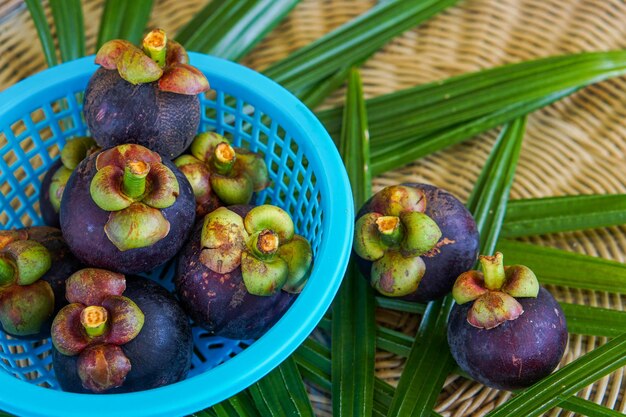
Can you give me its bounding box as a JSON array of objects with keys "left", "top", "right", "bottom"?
[
  {"left": 40, "top": 137, "right": 99, "bottom": 227},
  {"left": 176, "top": 204, "right": 312, "bottom": 339},
  {"left": 0, "top": 227, "right": 82, "bottom": 339},
  {"left": 447, "top": 252, "right": 568, "bottom": 390},
  {"left": 51, "top": 269, "right": 192, "bottom": 393},
  {"left": 353, "top": 184, "right": 479, "bottom": 302},
  {"left": 60, "top": 144, "right": 195, "bottom": 274},
  {"left": 174, "top": 132, "right": 269, "bottom": 217},
  {"left": 83, "top": 29, "right": 210, "bottom": 159}
]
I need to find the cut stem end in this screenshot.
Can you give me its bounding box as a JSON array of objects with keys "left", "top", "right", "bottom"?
[
  {"left": 123, "top": 160, "right": 150, "bottom": 199},
  {"left": 213, "top": 143, "right": 236, "bottom": 175},
  {"left": 480, "top": 252, "right": 506, "bottom": 290},
  {"left": 376, "top": 215, "right": 403, "bottom": 246},
  {"left": 257, "top": 230, "right": 280, "bottom": 255},
  {"left": 80, "top": 306, "right": 109, "bottom": 338},
  {"left": 142, "top": 29, "right": 167, "bottom": 67}
]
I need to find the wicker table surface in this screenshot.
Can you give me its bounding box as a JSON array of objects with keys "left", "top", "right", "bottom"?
[{"left": 1, "top": 1, "right": 625, "bottom": 416}]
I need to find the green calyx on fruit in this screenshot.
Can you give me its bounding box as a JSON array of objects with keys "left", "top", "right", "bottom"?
[
  {"left": 95, "top": 29, "right": 209, "bottom": 95},
  {"left": 51, "top": 269, "right": 144, "bottom": 393},
  {"left": 178, "top": 132, "right": 270, "bottom": 205},
  {"left": 199, "top": 205, "right": 313, "bottom": 296},
  {"left": 452, "top": 252, "right": 540, "bottom": 329},
  {"left": 353, "top": 185, "right": 442, "bottom": 297},
  {"left": 174, "top": 155, "right": 212, "bottom": 206},
  {"left": 61, "top": 137, "right": 99, "bottom": 170},
  {"left": 49, "top": 137, "right": 99, "bottom": 212},
  {"left": 0, "top": 230, "right": 54, "bottom": 336},
  {"left": 90, "top": 144, "right": 177, "bottom": 251}
]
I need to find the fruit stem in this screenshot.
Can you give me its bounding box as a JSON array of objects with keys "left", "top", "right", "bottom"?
[
  {"left": 212, "top": 142, "right": 236, "bottom": 175},
  {"left": 480, "top": 252, "right": 506, "bottom": 290},
  {"left": 250, "top": 229, "right": 280, "bottom": 259},
  {"left": 142, "top": 29, "right": 167, "bottom": 68},
  {"left": 80, "top": 306, "right": 109, "bottom": 338},
  {"left": 122, "top": 160, "right": 150, "bottom": 199},
  {"left": 376, "top": 216, "right": 404, "bottom": 246},
  {"left": 0, "top": 257, "right": 14, "bottom": 287}
]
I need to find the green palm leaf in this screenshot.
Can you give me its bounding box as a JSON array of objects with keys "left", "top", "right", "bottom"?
[
  {"left": 295, "top": 337, "right": 623, "bottom": 417},
  {"left": 502, "top": 194, "right": 626, "bottom": 237},
  {"left": 27, "top": 0, "right": 85, "bottom": 65},
  {"left": 247, "top": 357, "right": 314, "bottom": 417},
  {"left": 264, "top": 0, "right": 459, "bottom": 93},
  {"left": 560, "top": 396, "right": 626, "bottom": 417},
  {"left": 177, "top": 0, "right": 300, "bottom": 61},
  {"left": 331, "top": 68, "right": 376, "bottom": 417},
  {"left": 97, "top": 0, "right": 154, "bottom": 47},
  {"left": 49, "top": 0, "right": 84, "bottom": 62},
  {"left": 24, "top": 0, "right": 57, "bottom": 66},
  {"left": 316, "top": 52, "right": 626, "bottom": 174}
]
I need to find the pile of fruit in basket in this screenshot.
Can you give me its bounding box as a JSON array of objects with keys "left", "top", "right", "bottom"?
[
  {"left": 3, "top": 29, "right": 314, "bottom": 394},
  {"left": 1, "top": 29, "right": 567, "bottom": 395}
]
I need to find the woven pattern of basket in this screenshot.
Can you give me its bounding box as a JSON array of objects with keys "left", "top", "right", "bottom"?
[{"left": 1, "top": 0, "right": 625, "bottom": 415}]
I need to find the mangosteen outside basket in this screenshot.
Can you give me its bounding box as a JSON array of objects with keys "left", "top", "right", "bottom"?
[{"left": 0, "top": 54, "right": 353, "bottom": 417}]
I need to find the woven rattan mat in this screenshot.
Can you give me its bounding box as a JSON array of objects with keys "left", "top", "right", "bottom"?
[{"left": 1, "top": 1, "right": 625, "bottom": 415}]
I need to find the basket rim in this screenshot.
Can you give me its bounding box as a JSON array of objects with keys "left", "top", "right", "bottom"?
[{"left": 0, "top": 53, "right": 354, "bottom": 417}]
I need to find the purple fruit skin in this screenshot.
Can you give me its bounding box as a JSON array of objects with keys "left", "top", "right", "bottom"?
[
  {"left": 83, "top": 68, "right": 200, "bottom": 160},
  {"left": 53, "top": 276, "right": 193, "bottom": 393},
  {"left": 356, "top": 183, "right": 479, "bottom": 302},
  {"left": 59, "top": 151, "right": 195, "bottom": 274},
  {"left": 39, "top": 159, "right": 63, "bottom": 228},
  {"left": 447, "top": 287, "right": 568, "bottom": 391},
  {"left": 175, "top": 205, "right": 296, "bottom": 340},
  {"left": 5, "top": 227, "right": 83, "bottom": 340}
]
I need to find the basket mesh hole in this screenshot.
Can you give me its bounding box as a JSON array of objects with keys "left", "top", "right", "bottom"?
[
  {"left": 29, "top": 154, "right": 43, "bottom": 170},
  {"left": 38, "top": 126, "right": 54, "bottom": 142},
  {"left": 193, "top": 346, "right": 206, "bottom": 363},
  {"left": 13, "top": 167, "right": 25, "bottom": 184},
  {"left": 19, "top": 137, "right": 35, "bottom": 154},
  {"left": 46, "top": 143, "right": 61, "bottom": 158},
  {"left": 2, "top": 150, "right": 17, "bottom": 168},
  {"left": 20, "top": 213, "right": 33, "bottom": 227},
  {"left": 57, "top": 116, "right": 75, "bottom": 132},
  {"left": 51, "top": 97, "right": 69, "bottom": 114},
  {"left": 10, "top": 120, "right": 26, "bottom": 137},
  {"left": 30, "top": 109, "right": 45, "bottom": 124},
  {"left": 270, "top": 160, "right": 279, "bottom": 174},
  {"left": 203, "top": 90, "right": 217, "bottom": 101},
  {"left": 24, "top": 183, "right": 35, "bottom": 198}
]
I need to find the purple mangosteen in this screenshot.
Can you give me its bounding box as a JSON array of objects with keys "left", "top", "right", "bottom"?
[
  {"left": 354, "top": 184, "right": 479, "bottom": 302},
  {"left": 51, "top": 269, "right": 192, "bottom": 393},
  {"left": 0, "top": 227, "right": 82, "bottom": 339},
  {"left": 447, "top": 252, "right": 568, "bottom": 390},
  {"left": 40, "top": 137, "right": 99, "bottom": 227},
  {"left": 175, "top": 204, "right": 313, "bottom": 339},
  {"left": 83, "top": 29, "right": 210, "bottom": 159},
  {"left": 60, "top": 144, "right": 195, "bottom": 274},
  {"left": 174, "top": 132, "right": 269, "bottom": 218}
]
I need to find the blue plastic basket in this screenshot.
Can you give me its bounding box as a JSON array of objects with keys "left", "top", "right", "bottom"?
[{"left": 0, "top": 54, "right": 353, "bottom": 417}]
